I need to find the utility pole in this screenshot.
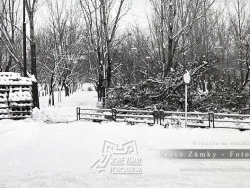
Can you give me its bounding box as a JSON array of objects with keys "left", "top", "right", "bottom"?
[{"left": 23, "top": 0, "right": 27, "bottom": 77}]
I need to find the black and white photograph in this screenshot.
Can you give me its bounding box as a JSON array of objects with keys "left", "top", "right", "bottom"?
[{"left": 0, "top": 0, "right": 250, "bottom": 187}]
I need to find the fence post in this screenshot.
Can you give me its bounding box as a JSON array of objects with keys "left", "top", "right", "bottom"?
[
  {"left": 208, "top": 112, "right": 214, "bottom": 128},
  {"left": 159, "top": 110, "right": 164, "bottom": 125},
  {"left": 112, "top": 108, "right": 117, "bottom": 121},
  {"left": 101, "top": 97, "right": 105, "bottom": 108},
  {"left": 153, "top": 110, "right": 159, "bottom": 124},
  {"left": 76, "top": 107, "right": 80, "bottom": 120}
]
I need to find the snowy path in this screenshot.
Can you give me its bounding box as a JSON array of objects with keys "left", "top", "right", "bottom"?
[
  {"left": 37, "top": 83, "right": 98, "bottom": 122},
  {"left": 0, "top": 85, "right": 250, "bottom": 187}
]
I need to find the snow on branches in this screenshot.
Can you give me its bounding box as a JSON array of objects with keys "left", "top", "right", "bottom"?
[{"left": 105, "top": 60, "right": 248, "bottom": 113}]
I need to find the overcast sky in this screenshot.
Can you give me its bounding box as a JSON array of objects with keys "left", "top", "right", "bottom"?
[
  {"left": 35, "top": 0, "right": 153, "bottom": 31},
  {"left": 34, "top": 0, "right": 236, "bottom": 32},
  {"left": 120, "top": 0, "right": 152, "bottom": 29}
]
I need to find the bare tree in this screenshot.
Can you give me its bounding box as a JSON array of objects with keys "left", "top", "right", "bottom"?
[
  {"left": 149, "top": 0, "right": 215, "bottom": 77},
  {"left": 0, "top": 0, "right": 23, "bottom": 72},
  {"left": 226, "top": 0, "right": 250, "bottom": 88},
  {"left": 79, "top": 0, "right": 130, "bottom": 101},
  {"left": 37, "top": 0, "right": 83, "bottom": 105}
]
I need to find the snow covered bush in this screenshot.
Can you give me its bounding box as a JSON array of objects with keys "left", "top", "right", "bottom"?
[{"left": 106, "top": 60, "right": 248, "bottom": 113}]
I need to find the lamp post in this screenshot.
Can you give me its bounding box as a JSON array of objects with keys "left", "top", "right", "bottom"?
[
  {"left": 131, "top": 47, "right": 137, "bottom": 83},
  {"left": 146, "top": 56, "right": 151, "bottom": 78},
  {"left": 183, "top": 70, "right": 191, "bottom": 128}
]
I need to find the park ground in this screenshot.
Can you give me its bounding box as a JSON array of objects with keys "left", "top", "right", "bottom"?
[{"left": 0, "top": 84, "right": 250, "bottom": 187}]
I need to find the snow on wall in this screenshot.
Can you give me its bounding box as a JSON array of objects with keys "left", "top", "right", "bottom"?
[
  {"left": 0, "top": 72, "right": 32, "bottom": 85},
  {"left": 0, "top": 72, "right": 33, "bottom": 119}
]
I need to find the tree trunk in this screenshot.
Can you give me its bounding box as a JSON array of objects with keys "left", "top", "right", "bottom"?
[
  {"left": 26, "top": 0, "right": 40, "bottom": 108},
  {"left": 107, "top": 52, "right": 112, "bottom": 87},
  {"left": 58, "top": 86, "right": 61, "bottom": 102},
  {"left": 165, "top": 0, "right": 174, "bottom": 76},
  {"left": 101, "top": 0, "right": 124, "bottom": 88},
  {"left": 31, "top": 43, "right": 39, "bottom": 108},
  {"left": 98, "top": 70, "right": 104, "bottom": 101},
  {"left": 32, "top": 82, "right": 39, "bottom": 107},
  {"left": 49, "top": 74, "right": 54, "bottom": 106},
  {"left": 5, "top": 56, "right": 12, "bottom": 72},
  {"left": 23, "top": 0, "right": 27, "bottom": 77},
  {"left": 160, "top": 0, "right": 166, "bottom": 77},
  {"left": 63, "top": 82, "right": 70, "bottom": 97},
  {"left": 0, "top": 37, "right": 2, "bottom": 70},
  {"left": 5, "top": 3, "right": 15, "bottom": 72}
]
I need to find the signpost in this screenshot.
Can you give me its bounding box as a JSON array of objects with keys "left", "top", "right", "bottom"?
[{"left": 183, "top": 70, "right": 191, "bottom": 128}]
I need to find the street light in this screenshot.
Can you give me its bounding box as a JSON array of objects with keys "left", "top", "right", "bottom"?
[
  {"left": 131, "top": 47, "right": 137, "bottom": 83},
  {"left": 183, "top": 70, "right": 191, "bottom": 128},
  {"left": 145, "top": 56, "right": 151, "bottom": 78}
]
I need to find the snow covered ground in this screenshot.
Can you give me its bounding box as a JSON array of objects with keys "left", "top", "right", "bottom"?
[{"left": 0, "top": 83, "right": 250, "bottom": 187}]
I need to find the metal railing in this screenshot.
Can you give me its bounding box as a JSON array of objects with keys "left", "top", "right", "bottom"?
[
  {"left": 76, "top": 107, "right": 250, "bottom": 130},
  {"left": 76, "top": 107, "right": 156, "bottom": 125}
]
